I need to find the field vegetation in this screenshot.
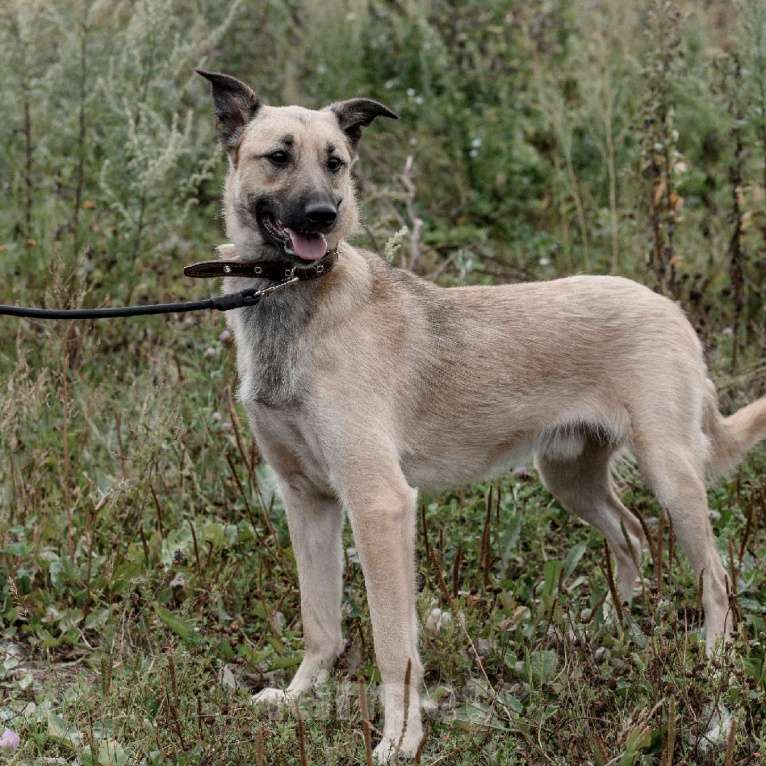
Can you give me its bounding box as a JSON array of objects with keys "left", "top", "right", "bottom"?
[{"left": 1, "top": 1, "right": 765, "bottom": 763}]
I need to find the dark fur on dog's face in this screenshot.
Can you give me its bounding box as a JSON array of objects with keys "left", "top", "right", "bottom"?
[{"left": 198, "top": 70, "right": 397, "bottom": 263}]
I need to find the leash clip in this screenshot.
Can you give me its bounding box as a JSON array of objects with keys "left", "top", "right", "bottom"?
[{"left": 258, "top": 276, "right": 300, "bottom": 298}]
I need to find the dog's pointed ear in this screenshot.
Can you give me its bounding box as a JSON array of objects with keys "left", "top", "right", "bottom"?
[
  {"left": 329, "top": 98, "right": 398, "bottom": 150},
  {"left": 197, "top": 69, "right": 260, "bottom": 152}
]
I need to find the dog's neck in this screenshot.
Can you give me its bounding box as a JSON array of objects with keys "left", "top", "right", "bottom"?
[
  {"left": 235, "top": 286, "right": 316, "bottom": 408},
  {"left": 226, "top": 239, "right": 349, "bottom": 409}
]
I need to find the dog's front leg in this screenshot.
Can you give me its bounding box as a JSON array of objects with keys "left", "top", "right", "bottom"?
[
  {"left": 341, "top": 463, "right": 424, "bottom": 762},
  {"left": 253, "top": 478, "right": 345, "bottom": 705}
]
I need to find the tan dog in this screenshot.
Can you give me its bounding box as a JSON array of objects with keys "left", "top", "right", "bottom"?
[{"left": 198, "top": 70, "right": 766, "bottom": 762}]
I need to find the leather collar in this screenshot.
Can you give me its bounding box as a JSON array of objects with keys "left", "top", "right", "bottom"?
[{"left": 183, "top": 248, "right": 338, "bottom": 282}]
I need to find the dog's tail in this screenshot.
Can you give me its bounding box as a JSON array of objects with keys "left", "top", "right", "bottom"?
[{"left": 704, "top": 379, "right": 766, "bottom": 475}]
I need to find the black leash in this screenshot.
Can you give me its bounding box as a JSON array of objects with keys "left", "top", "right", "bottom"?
[
  {"left": 0, "top": 250, "right": 336, "bottom": 321},
  {"left": 0, "top": 279, "right": 299, "bottom": 320}
]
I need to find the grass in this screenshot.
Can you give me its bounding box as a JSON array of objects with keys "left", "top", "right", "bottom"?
[{"left": 1, "top": 285, "right": 765, "bottom": 765}]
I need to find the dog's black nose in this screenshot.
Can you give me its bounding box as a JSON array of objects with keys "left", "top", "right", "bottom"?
[{"left": 305, "top": 201, "right": 338, "bottom": 225}]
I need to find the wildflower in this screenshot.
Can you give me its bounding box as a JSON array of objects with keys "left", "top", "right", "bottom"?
[{"left": 0, "top": 729, "right": 20, "bottom": 750}]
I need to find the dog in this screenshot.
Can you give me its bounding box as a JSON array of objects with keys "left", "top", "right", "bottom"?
[{"left": 197, "top": 69, "right": 766, "bottom": 762}]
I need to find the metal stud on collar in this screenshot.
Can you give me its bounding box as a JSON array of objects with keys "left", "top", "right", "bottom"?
[{"left": 182, "top": 247, "right": 339, "bottom": 281}]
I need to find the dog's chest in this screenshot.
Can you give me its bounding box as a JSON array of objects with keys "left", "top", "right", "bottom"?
[
  {"left": 229, "top": 293, "right": 314, "bottom": 408},
  {"left": 245, "top": 402, "right": 334, "bottom": 495}
]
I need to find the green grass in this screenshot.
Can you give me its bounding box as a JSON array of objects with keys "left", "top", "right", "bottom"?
[{"left": 1, "top": 296, "right": 765, "bottom": 765}]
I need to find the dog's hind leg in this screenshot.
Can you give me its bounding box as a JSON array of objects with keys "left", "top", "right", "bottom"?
[
  {"left": 253, "top": 476, "right": 346, "bottom": 705},
  {"left": 536, "top": 437, "right": 644, "bottom": 603},
  {"left": 632, "top": 433, "right": 731, "bottom": 654}
]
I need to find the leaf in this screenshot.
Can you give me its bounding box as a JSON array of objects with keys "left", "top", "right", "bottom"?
[
  {"left": 500, "top": 513, "right": 522, "bottom": 568},
  {"left": 618, "top": 725, "right": 652, "bottom": 766},
  {"left": 563, "top": 542, "right": 588, "bottom": 579},
  {"left": 452, "top": 700, "right": 493, "bottom": 729},
  {"left": 47, "top": 712, "right": 68, "bottom": 738},
  {"left": 83, "top": 740, "right": 129, "bottom": 766},
  {"left": 97, "top": 739, "right": 128, "bottom": 766},
  {"left": 526, "top": 650, "right": 558, "bottom": 684},
  {"left": 154, "top": 605, "right": 201, "bottom": 646},
  {"left": 47, "top": 711, "right": 82, "bottom": 749},
  {"left": 501, "top": 691, "right": 523, "bottom": 714},
  {"left": 542, "top": 559, "right": 562, "bottom": 599},
  {"left": 160, "top": 526, "right": 193, "bottom": 566}
]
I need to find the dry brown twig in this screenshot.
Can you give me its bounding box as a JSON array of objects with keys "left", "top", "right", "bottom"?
[{"left": 399, "top": 155, "right": 423, "bottom": 271}]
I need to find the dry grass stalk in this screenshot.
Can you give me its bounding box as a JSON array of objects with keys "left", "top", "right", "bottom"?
[
  {"left": 114, "top": 411, "right": 127, "bottom": 477},
  {"left": 723, "top": 54, "right": 746, "bottom": 371},
  {"left": 419, "top": 502, "right": 431, "bottom": 564},
  {"left": 395, "top": 659, "right": 413, "bottom": 758},
  {"left": 724, "top": 716, "right": 737, "bottom": 766},
  {"left": 294, "top": 704, "right": 308, "bottom": 766},
  {"left": 480, "top": 485, "right": 493, "bottom": 588},
  {"left": 150, "top": 483, "right": 166, "bottom": 540},
  {"left": 226, "top": 385, "right": 255, "bottom": 483},
  {"left": 631, "top": 504, "right": 657, "bottom": 571},
  {"left": 601, "top": 539, "right": 624, "bottom": 629},
  {"left": 667, "top": 513, "right": 675, "bottom": 570},
  {"left": 255, "top": 726, "right": 266, "bottom": 766},
  {"left": 451, "top": 545, "right": 463, "bottom": 599},
  {"left": 737, "top": 492, "right": 757, "bottom": 570},
  {"left": 188, "top": 517, "right": 202, "bottom": 574},
  {"left": 358, "top": 679, "right": 374, "bottom": 766},
  {"left": 656, "top": 513, "right": 666, "bottom": 591},
  {"left": 163, "top": 652, "right": 187, "bottom": 751},
  {"left": 71, "top": 3, "right": 91, "bottom": 259},
  {"left": 195, "top": 695, "right": 204, "bottom": 743},
  {"left": 663, "top": 697, "right": 676, "bottom": 766}
]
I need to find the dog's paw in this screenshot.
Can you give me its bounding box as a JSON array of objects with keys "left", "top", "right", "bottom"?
[
  {"left": 372, "top": 730, "right": 423, "bottom": 763},
  {"left": 252, "top": 687, "right": 296, "bottom": 708}
]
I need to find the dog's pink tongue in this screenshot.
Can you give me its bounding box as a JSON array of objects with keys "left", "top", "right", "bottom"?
[{"left": 288, "top": 230, "right": 327, "bottom": 261}]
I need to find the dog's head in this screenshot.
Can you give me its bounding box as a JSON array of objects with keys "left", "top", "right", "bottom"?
[{"left": 198, "top": 70, "right": 397, "bottom": 263}]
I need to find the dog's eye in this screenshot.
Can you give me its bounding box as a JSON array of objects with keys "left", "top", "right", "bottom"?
[
  {"left": 327, "top": 157, "right": 344, "bottom": 173},
  {"left": 267, "top": 151, "right": 290, "bottom": 167}
]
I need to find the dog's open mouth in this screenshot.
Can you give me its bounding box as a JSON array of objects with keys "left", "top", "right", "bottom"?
[{"left": 260, "top": 213, "right": 328, "bottom": 262}]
